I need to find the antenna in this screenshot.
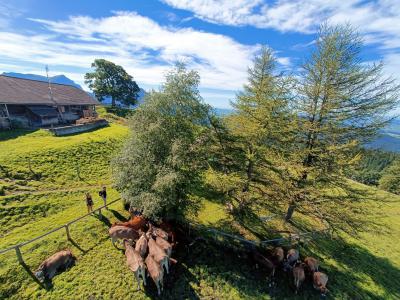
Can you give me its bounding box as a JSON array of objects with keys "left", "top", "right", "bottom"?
[
  {"left": 45, "top": 65, "right": 63, "bottom": 122},
  {"left": 45, "top": 65, "right": 54, "bottom": 103}
]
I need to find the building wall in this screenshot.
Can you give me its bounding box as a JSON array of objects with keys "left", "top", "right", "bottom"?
[
  {"left": 49, "top": 119, "right": 108, "bottom": 136},
  {"left": 0, "top": 117, "right": 10, "bottom": 129}
]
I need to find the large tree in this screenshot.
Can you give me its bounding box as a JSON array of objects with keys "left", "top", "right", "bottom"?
[
  {"left": 205, "top": 47, "right": 297, "bottom": 213},
  {"left": 284, "top": 24, "right": 400, "bottom": 230},
  {"left": 112, "top": 64, "right": 210, "bottom": 220},
  {"left": 85, "top": 59, "right": 140, "bottom": 107}
]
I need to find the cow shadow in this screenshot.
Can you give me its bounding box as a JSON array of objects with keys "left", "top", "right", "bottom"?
[
  {"left": 92, "top": 212, "right": 112, "bottom": 228},
  {"left": 109, "top": 209, "right": 129, "bottom": 222},
  {"left": 19, "top": 260, "right": 48, "bottom": 290}
]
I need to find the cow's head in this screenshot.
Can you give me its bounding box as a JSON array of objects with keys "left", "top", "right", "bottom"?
[
  {"left": 35, "top": 267, "right": 45, "bottom": 281},
  {"left": 320, "top": 286, "right": 328, "bottom": 297}
]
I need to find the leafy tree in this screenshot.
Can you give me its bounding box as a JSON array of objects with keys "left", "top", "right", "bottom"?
[
  {"left": 85, "top": 59, "right": 140, "bottom": 107},
  {"left": 379, "top": 159, "right": 400, "bottom": 194},
  {"left": 284, "top": 24, "right": 400, "bottom": 229},
  {"left": 112, "top": 64, "right": 210, "bottom": 220}
]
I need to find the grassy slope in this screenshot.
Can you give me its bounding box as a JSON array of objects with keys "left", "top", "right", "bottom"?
[
  {"left": 192, "top": 188, "right": 400, "bottom": 300},
  {"left": 0, "top": 123, "right": 129, "bottom": 192},
  {"left": 1, "top": 118, "right": 399, "bottom": 299}
]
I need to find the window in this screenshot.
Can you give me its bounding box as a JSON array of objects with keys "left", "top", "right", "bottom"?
[{"left": 0, "top": 104, "right": 8, "bottom": 117}]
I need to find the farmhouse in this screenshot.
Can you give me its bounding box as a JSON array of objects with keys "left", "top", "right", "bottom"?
[{"left": 0, "top": 75, "right": 99, "bottom": 129}]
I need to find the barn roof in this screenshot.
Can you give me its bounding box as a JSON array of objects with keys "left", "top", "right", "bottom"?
[{"left": 0, "top": 75, "right": 99, "bottom": 106}]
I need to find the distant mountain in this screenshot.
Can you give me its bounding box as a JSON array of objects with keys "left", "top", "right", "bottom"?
[
  {"left": 366, "top": 118, "right": 400, "bottom": 153},
  {"left": 2, "top": 72, "right": 82, "bottom": 89},
  {"left": 91, "top": 88, "right": 147, "bottom": 107},
  {"left": 213, "top": 107, "right": 234, "bottom": 116}
]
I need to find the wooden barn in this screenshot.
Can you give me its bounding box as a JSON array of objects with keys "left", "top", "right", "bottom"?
[{"left": 0, "top": 75, "right": 100, "bottom": 129}]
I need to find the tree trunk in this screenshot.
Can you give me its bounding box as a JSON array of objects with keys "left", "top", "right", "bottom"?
[
  {"left": 285, "top": 203, "right": 296, "bottom": 221},
  {"left": 111, "top": 96, "right": 116, "bottom": 107}
]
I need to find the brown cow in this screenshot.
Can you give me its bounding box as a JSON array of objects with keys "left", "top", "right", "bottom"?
[
  {"left": 304, "top": 256, "right": 319, "bottom": 273},
  {"left": 109, "top": 226, "right": 139, "bottom": 246},
  {"left": 159, "top": 221, "right": 177, "bottom": 244},
  {"left": 292, "top": 262, "right": 305, "bottom": 294},
  {"left": 252, "top": 250, "right": 276, "bottom": 286},
  {"left": 112, "top": 216, "right": 147, "bottom": 231},
  {"left": 313, "top": 272, "right": 329, "bottom": 296},
  {"left": 271, "top": 247, "right": 284, "bottom": 266},
  {"left": 124, "top": 240, "right": 146, "bottom": 290},
  {"left": 148, "top": 223, "right": 169, "bottom": 241},
  {"left": 155, "top": 236, "right": 172, "bottom": 257},
  {"left": 284, "top": 248, "right": 300, "bottom": 271},
  {"left": 145, "top": 254, "right": 164, "bottom": 296},
  {"left": 135, "top": 233, "right": 148, "bottom": 258},
  {"left": 147, "top": 234, "right": 169, "bottom": 274},
  {"left": 35, "top": 249, "right": 75, "bottom": 281}
]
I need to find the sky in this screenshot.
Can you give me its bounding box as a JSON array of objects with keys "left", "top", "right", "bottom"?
[{"left": 0, "top": 0, "right": 399, "bottom": 110}]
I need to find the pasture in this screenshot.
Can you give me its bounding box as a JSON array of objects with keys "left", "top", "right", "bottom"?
[{"left": 1, "top": 118, "right": 399, "bottom": 299}]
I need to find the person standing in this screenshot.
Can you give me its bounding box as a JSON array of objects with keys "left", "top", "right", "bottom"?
[
  {"left": 86, "top": 193, "right": 94, "bottom": 213},
  {"left": 99, "top": 186, "right": 107, "bottom": 208}
]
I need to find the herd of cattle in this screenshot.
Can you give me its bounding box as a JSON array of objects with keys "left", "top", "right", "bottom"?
[
  {"left": 34, "top": 214, "right": 329, "bottom": 297},
  {"left": 252, "top": 246, "right": 329, "bottom": 296},
  {"left": 108, "top": 217, "right": 177, "bottom": 295},
  {"left": 34, "top": 215, "right": 176, "bottom": 296}
]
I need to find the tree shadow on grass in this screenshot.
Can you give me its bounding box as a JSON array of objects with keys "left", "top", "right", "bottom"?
[
  {"left": 310, "top": 237, "right": 400, "bottom": 300},
  {"left": 138, "top": 226, "right": 272, "bottom": 300},
  {"left": 0, "top": 129, "right": 38, "bottom": 142},
  {"left": 172, "top": 223, "right": 400, "bottom": 299}
]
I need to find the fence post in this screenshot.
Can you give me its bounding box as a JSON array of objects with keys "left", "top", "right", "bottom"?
[
  {"left": 65, "top": 225, "right": 71, "bottom": 240},
  {"left": 15, "top": 246, "right": 24, "bottom": 265}
]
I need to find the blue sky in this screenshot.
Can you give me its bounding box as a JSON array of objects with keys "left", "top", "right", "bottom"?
[{"left": 0, "top": 0, "right": 399, "bottom": 110}]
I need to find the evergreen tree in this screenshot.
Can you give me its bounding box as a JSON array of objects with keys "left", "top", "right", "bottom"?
[
  {"left": 285, "top": 24, "right": 400, "bottom": 230},
  {"left": 112, "top": 64, "right": 210, "bottom": 220},
  {"left": 205, "top": 47, "right": 297, "bottom": 213}
]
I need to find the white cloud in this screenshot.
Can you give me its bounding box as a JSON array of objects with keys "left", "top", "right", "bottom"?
[
  {"left": 162, "top": 1, "right": 398, "bottom": 34},
  {"left": 161, "top": 0, "right": 400, "bottom": 49},
  {"left": 0, "top": 11, "right": 267, "bottom": 101},
  {"left": 162, "top": 0, "right": 400, "bottom": 100},
  {"left": 0, "top": 1, "right": 23, "bottom": 29}
]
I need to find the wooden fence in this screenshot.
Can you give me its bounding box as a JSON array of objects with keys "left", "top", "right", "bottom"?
[
  {"left": 0, "top": 198, "right": 121, "bottom": 265},
  {"left": 208, "top": 228, "right": 328, "bottom": 248}
]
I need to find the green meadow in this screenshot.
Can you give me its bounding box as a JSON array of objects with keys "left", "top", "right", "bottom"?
[{"left": 0, "top": 115, "right": 399, "bottom": 299}]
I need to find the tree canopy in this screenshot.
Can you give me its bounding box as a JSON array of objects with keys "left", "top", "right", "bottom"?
[{"left": 85, "top": 59, "right": 140, "bottom": 107}]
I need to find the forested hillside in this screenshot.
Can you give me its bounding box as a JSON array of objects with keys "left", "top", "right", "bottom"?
[{"left": 346, "top": 149, "right": 399, "bottom": 186}]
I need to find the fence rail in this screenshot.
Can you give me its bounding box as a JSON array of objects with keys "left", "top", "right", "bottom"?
[
  {"left": 207, "top": 227, "right": 329, "bottom": 248},
  {"left": 0, "top": 198, "right": 121, "bottom": 256}
]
